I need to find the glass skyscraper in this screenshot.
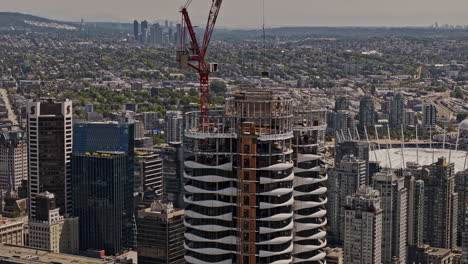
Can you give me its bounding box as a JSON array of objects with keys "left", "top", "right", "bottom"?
[
  {"left": 72, "top": 122, "right": 136, "bottom": 253},
  {"left": 72, "top": 152, "right": 127, "bottom": 255}
]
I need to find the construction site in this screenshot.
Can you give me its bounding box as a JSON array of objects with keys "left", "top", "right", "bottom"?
[{"left": 183, "top": 89, "right": 328, "bottom": 264}]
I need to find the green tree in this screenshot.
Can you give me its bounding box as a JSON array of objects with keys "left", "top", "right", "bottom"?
[{"left": 210, "top": 80, "right": 227, "bottom": 95}]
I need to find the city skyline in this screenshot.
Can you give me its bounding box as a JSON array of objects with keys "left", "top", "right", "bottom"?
[{"left": 2, "top": 0, "right": 468, "bottom": 28}]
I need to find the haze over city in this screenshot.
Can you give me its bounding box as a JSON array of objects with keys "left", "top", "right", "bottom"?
[{"left": 3, "top": 0, "right": 468, "bottom": 27}]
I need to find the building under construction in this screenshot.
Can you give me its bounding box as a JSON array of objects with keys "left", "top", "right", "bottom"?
[{"left": 183, "top": 90, "right": 327, "bottom": 264}]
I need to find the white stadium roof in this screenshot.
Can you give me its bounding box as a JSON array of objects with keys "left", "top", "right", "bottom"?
[{"left": 370, "top": 148, "right": 468, "bottom": 173}]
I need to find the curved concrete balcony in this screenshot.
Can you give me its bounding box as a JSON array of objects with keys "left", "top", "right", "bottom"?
[
  {"left": 294, "top": 187, "right": 327, "bottom": 196},
  {"left": 296, "top": 154, "right": 322, "bottom": 162},
  {"left": 185, "top": 210, "right": 232, "bottom": 221},
  {"left": 259, "top": 220, "right": 294, "bottom": 234},
  {"left": 259, "top": 243, "right": 294, "bottom": 257},
  {"left": 258, "top": 212, "right": 294, "bottom": 221},
  {"left": 294, "top": 219, "right": 327, "bottom": 232},
  {"left": 185, "top": 255, "right": 233, "bottom": 264},
  {"left": 184, "top": 196, "right": 235, "bottom": 208},
  {"left": 184, "top": 243, "right": 236, "bottom": 255},
  {"left": 293, "top": 197, "right": 328, "bottom": 210},
  {"left": 293, "top": 240, "right": 327, "bottom": 254},
  {"left": 257, "top": 234, "right": 293, "bottom": 245},
  {"left": 293, "top": 174, "right": 327, "bottom": 185},
  {"left": 184, "top": 161, "right": 232, "bottom": 171},
  {"left": 260, "top": 196, "right": 294, "bottom": 209},
  {"left": 185, "top": 232, "right": 238, "bottom": 245},
  {"left": 184, "top": 220, "right": 235, "bottom": 232},
  {"left": 184, "top": 185, "right": 237, "bottom": 196},
  {"left": 260, "top": 172, "right": 294, "bottom": 184},
  {"left": 293, "top": 166, "right": 321, "bottom": 173},
  {"left": 184, "top": 172, "right": 236, "bottom": 183}
]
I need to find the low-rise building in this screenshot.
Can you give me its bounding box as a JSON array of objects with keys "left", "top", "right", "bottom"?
[{"left": 0, "top": 217, "right": 23, "bottom": 246}]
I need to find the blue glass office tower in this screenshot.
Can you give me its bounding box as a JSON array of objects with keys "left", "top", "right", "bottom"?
[
  {"left": 72, "top": 152, "right": 127, "bottom": 255},
  {"left": 73, "top": 122, "right": 135, "bottom": 253}
]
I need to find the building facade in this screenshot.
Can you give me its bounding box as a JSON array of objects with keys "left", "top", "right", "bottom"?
[
  {"left": 183, "top": 90, "right": 327, "bottom": 264},
  {"left": 28, "top": 192, "right": 79, "bottom": 254},
  {"left": 73, "top": 121, "right": 136, "bottom": 250},
  {"left": 292, "top": 108, "right": 328, "bottom": 263},
  {"left": 422, "top": 103, "right": 438, "bottom": 129},
  {"left": 135, "top": 150, "right": 163, "bottom": 197},
  {"left": 358, "top": 96, "right": 375, "bottom": 128},
  {"left": 0, "top": 217, "right": 23, "bottom": 246},
  {"left": 27, "top": 99, "right": 73, "bottom": 218},
  {"left": 164, "top": 111, "right": 183, "bottom": 143},
  {"left": 373, "top": 171, "right": 408, "bottom": 264},
  {"left": 72, "top": 152, "right": 128, "bottom": 255},
  {"left": 421, "top": 158, "right": 458, "bottom": 249},
  {"left": 137, "top": 200, "right": 185, "bottom": 264},
  {"left": 328, "top": 155, "right": 367, "bottom": 245},
  {"left": 389, "top": 93, "right": 405, "bottom": 128},
  {"left": 0, "top": 130, "right": 27, "bottom": 192},
  {"left": 344, "top": 187, "right": 383, "bottom": 264}
]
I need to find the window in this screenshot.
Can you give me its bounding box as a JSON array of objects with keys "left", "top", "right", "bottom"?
[
  {"left": 244, "top": 184, "right": 249, "bottom": 193},
  {"left": 244, "top": 209, "right": 250, "bottom": 218},
  {"left": 244, "top": 171, "right": 250, "bottom": 180},
  {"left": 244, "top": 196, "right": 250, "bottom": 205},
  {"left": 243, "top": 256, "right": 249, "bottom": 264}
]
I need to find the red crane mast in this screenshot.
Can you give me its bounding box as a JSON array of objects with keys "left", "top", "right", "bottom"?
[{"left": 177, "top": 0, "right": 223, "bottom": 129}]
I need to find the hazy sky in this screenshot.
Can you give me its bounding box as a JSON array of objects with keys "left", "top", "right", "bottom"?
[{"left": 2, "top": 0, "right": 468, "bottom": 28}]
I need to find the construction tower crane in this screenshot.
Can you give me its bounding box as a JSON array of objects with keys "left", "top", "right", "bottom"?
[{"left": 177, "top": 0, "right": 223, "bottom": 128}]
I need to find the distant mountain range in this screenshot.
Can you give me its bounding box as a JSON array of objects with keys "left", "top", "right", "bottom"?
[{"left": 0, "top": 12, "right": 78, "bottom": 30}]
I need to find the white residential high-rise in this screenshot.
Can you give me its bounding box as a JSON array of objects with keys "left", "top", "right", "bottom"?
[
  {"left": 27, "top": 99, "right": 73, "bottom": 219},
  {"left": 344, "top": 186, "right": 383, "bottom": 264},
  {"left": 164, "top": 111, "right": 183, "bottom": 143},
  {"left": 373, "top": 171, "right": 408, "bottom": 264}
]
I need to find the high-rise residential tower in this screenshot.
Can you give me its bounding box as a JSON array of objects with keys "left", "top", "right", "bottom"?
[
  {"left": 457, "top": 170, "right": 468, "bottom": 246},
  {"left": 389, "top": 93, "right": 405, "bottom": 128},
  {"left": 373, "top": 171, "right": 407, "bottom": 264},
  {"left": 358, "top": 96, "right": 375, "bottom": 128},
  {"left": 0, "top": 130, "right": 27, "bottom": 192},
  {"left": 344, "top": 186, "right": 383, "bottom": 264},
  {"left": 422, "top": 103, "right": 438, "bottom": 130},
  {"left": 292, "top": 108, "right": 328, "bottom": 263},
  {"left": 183, "top": 90, "right": 327, "bottom": 264},
  {"left": 133, "top": 20, "right": 139, "bottom": 40},
  {"left": 184, "top": 91, "right": 295, "bottom": 264},
  {"left": 328, "top": 155, "right": 367, "bottom": 245},
  {"left": 164, "top": 111, "right": 183, "bottom": 143},
  {"left": 27, "top": 99, "right": 73, "bottom": 218},
  {"left": 420, "top": 157, "right": 458, "bottom": 249}
]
